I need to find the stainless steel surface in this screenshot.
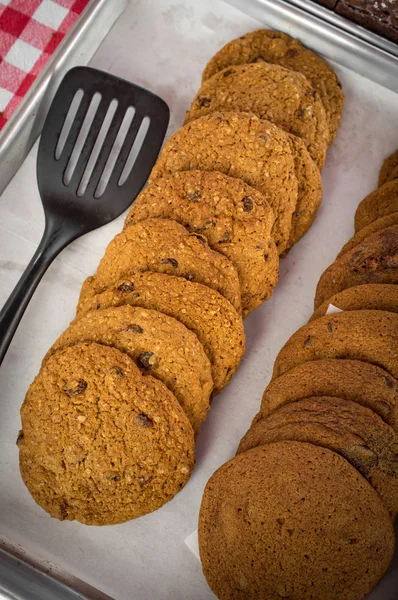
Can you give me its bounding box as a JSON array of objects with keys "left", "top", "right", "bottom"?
[
  {"left": 0, "top": 538, "right": 113, "bottom": 600},
  {"left": 286, "top": 0, "right": 398, "bottom": 58},
  {"left": 0, "top": 0, "right": 129, "bottom": 198},
  {"left": 223, "top": 0, "right": 398, "bottom": 93},
  {"left": 1, "top": 1, "right": 398, "bottom": 598}
]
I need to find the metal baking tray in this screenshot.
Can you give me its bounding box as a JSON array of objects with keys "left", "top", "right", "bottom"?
[
  {"left": 286, "top": 0, "right": 398, "bottom": 58},
  {"left": 224, "top": 0, "right": 398, "bottom": 93},
  {"left": 0, "top": 0, "right": 129, "bottom": 198},
  {"left": 1, "top": 0, "right": 398, "bottom": 598},
  {"left": 0, "top": 538, "right": 112, "bottom": 600}
]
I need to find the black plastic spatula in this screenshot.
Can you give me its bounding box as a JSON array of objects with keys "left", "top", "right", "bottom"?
[{"left": 0, "top": 66, "right": 169, "bottom": 365}]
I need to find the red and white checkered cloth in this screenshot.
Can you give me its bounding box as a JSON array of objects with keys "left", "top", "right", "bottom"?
[{"left": 0, "top": 0, "right": 90, "bottom": 131}]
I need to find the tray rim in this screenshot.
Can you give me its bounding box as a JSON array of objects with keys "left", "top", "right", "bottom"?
[
  {"left": 222, "top": 0, "right": 398, "bottom": 95},
  {"left": 0, "top": 536, "right": 113, "bottom": 600},
  {"left": 285, "top": 0, "right": 398, "bottom": 58},
  {"left": 2, "top": 0, "right": 398, "bottom": 597}
]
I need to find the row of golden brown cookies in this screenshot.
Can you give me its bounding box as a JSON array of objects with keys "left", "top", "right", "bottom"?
[
  {"left": 199, "top": 149, "right": 398, "bottom": 599},
  {"left": 17, "top": 30, "right": 344, "bottom": 526}
]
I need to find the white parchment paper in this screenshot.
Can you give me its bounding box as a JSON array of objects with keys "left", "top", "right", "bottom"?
[
  {"left": 1, "top": 0, "right": 398, "bottom": 598},
  {"left": 325, "top": 303, "right": 343, "bottom": 314}
]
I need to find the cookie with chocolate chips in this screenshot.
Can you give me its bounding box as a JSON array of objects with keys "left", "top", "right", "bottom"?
[
  {"left": 311, "top": 284, "right": 398, "bottom": 321},
  {"left": 202, "top": 29, "right": 344, "bottom": 143},
  {"left": 315, "top": 225, "right": 398, "bottom": 307},
  {"left": 19, "top": 343, "right": 195, "bottom": 525},
  {"left": 185, "top": 63, "right": 329, "bottom": 170},
  {"left": 257, "top": 358, "right": 398, "bottom": 430},
  {"left": 272, "top": 310, "right": 398, "bottom": 380},
  {"left": 386, "top": 163, "right": 398, "bottom": 185},
  {"left": 76, "top": 272, "right": 245, "bottom": 395},
  {"left": 92, "top": 217, "right": 241, "bottom": 314},
  {"left": 124, "top": 170, "right": 278, "bottom": 316},
  {"left": 237, "top": 396, "right": 398, "bottom": 518},
  {"left": 379, "top": 149, "right": 398, "bottom": 187},
  {"left": 355, "top": 180, "right": 398, "bottom": 231},
  {"left": 285, "top": 134, "right": 322, "bottom": 250},
  {"left": 338, "top": 212, "right": 398, "bottom": 258},
  {"left": 45, "top": 305, "right": 213, "bottom": 435},
  {"left": 199, "top": 441, "right": 393, "bottom": 600},
  {"left": 149, "top": 112, "right": 298, "bottom": 254}
]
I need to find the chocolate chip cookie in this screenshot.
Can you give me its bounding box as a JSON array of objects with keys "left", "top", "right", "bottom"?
[
  {"left": 315, "top": 226, "right": 398, "bottom": 307},
  {"left": 386, "top": 163, "right": 398, "bottom": 185},
  {"left": 311, "top": 284, "right": 398, "bottom": 321},
  {"left": 202, "top": 29, "right": 344, "bottom": 143},
  {"left": 76, "top": 272, "right": 245, "bottom": 394},
  {"left": 199, "top": 441, "right": 393, "bottom": 600},
  {"left": 338, "top": 212, "right": 398, "bottom": 258},
  {"left": 92, "top": 217, "right": 241, "bottom": 314},
  {"left": 45, "top": 306, "right": 213, "bottom": 434},
  {"left": 355, "top": 180, "right": 398, "bottom": 231},
  {"left": 185, "top": 62, "right": 329, "bottom": 169},
  {"left": 258, "top": 358, "right": 398, "bottom": 430},
  {"left": 19, "top": 343, "right": 195, "bottom": 525},
  {"left": 273, "top": 310, "right": 398, "bottom": 379},
  {"left": 149, "top": 112, "right": 298, "bottom": 254},
  {"left": 286, "top": 134, "right": 322, "bottom": 250},
  {"left": 237, "top": 396, "right": 398, "bottom": 517},
  {"left": 124, "top": 170, "right": 278, "bottom": 316},
  {"left": 379, "top": 149, "right": 398, "bottom": 187}
]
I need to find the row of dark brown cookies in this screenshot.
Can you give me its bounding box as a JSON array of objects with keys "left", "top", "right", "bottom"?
[
  {"left": 199, "top": 150, "right": 398, "bottom": 599},
  {"left": 17, "top": 30, "right": 343, "bottom": 526}
]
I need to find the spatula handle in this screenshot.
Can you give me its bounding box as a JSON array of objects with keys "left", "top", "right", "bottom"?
[{"left": 0, "top": 216, "right": 81, "bottom": 366}]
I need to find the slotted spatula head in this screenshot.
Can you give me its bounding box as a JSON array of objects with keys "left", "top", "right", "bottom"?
[
  {"left": 37, "top": 66, "right": 170, "bottom": 232},
  {"left": 0, "top": 67, "right": 169, "bottom": 367}
]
